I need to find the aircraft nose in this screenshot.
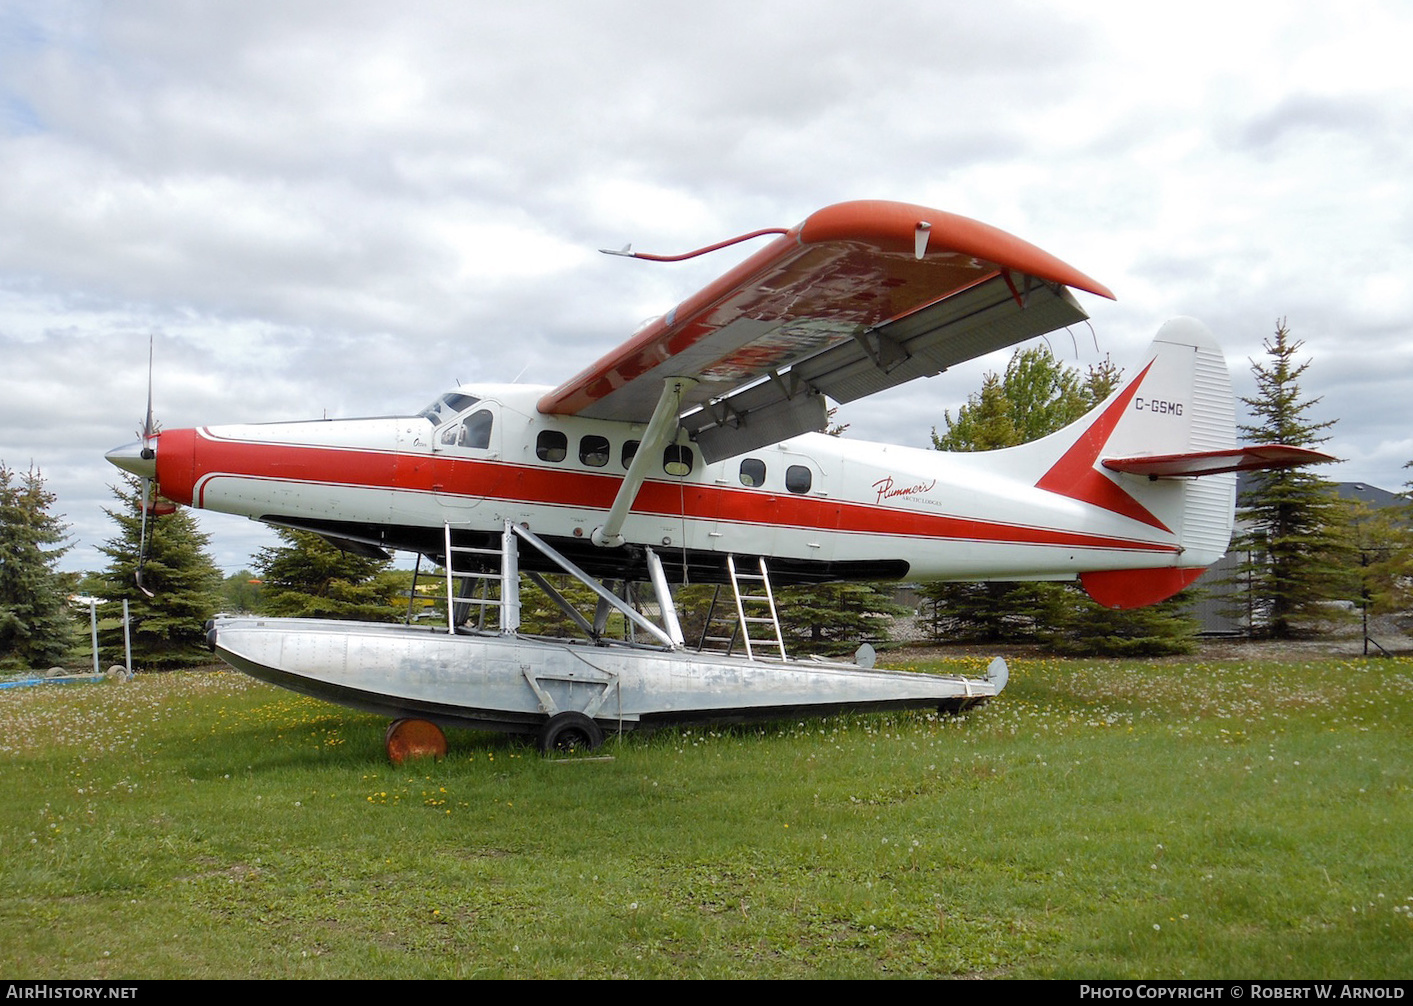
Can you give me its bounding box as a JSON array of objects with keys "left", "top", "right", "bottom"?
[{"left": 105, "top": 439, "right": 157, "bottom": 480}]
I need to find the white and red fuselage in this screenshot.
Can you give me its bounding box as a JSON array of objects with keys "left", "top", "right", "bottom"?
[{"left": 126, "top": 319, "right": 1244, "bottom": 609}]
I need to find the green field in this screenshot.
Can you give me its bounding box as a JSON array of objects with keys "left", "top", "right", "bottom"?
[{"left": 1, "top": 654, "right": 1409, "bottom": 979}]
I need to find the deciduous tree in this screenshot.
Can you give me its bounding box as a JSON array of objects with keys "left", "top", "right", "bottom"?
[
  {"left": 932, "top": 345, "right": 1120, "bottom": 451},
  {"left": 219, "top": 569, "right": 265, "bottom": 614}
]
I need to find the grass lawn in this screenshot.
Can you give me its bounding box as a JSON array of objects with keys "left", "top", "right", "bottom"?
[{"left": 0, "top": 653, "right": 1409, "bottom": 978}]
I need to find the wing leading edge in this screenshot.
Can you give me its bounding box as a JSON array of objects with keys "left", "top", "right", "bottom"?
[{"left": 539, "top": 200, "right": 1115, "bottom": 462}]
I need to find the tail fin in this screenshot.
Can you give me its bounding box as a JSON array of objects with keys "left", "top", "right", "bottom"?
[{"left": 1038, "top": 318, "right": 1239, "bottom": 608}]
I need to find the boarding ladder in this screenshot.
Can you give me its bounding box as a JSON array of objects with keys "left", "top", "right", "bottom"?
[
  {"left": 697, "top": 556, "right": 787, "bottom": 661},
  {"left": 438, "top": 521, "right": 519, "bottom": 633}
]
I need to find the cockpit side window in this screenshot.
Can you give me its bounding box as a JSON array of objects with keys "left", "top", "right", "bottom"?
[
  {"left": 460, "top": 410, "right": 493, "bottom": 449},
  {"left": 440, "top": 409, "right": 493, "bottom": 449}
]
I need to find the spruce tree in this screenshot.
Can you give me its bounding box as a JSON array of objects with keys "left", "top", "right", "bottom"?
[
  {"left": 254, "top": 528, "right": 403, "bottom": 621},
  {"left": 1232, "top": 321, "right": 1349, "bottom": 638},
  {"left": 922, "top": 581, "right": 1066, "bottom": 644},
  {"left": 1047, "top": 587, "right": 1198, "bottom": 657},
  {"left": 0, "top": 464, "right": 75, "bottom": 670},
  {"left": 96, "top": 477, "right": 222, "bottom": 669},
  {"left": 774, "top": 581, "right": 910, "bottom": 656}
]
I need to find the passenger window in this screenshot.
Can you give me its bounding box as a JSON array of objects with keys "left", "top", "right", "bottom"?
[
  {"left": 536, "top": 430, "right": 567, "bottom": 463},
  {"left": 739, "top": 458, "right": 766, "bottom": 487},
  {"left": 579, "top": 435, "right": 610, "bottom": 468},
  {"left": 785, "top": 464, "right": 812, "bottom": 494},
  {"left": 621, "top": 440, "right": 640, "bottom": 469},
  {"left": 663, "top": 445, "right": 693, "bottom": 477}
]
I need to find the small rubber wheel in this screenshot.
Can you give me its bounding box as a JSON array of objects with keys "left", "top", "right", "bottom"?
[
  {"left": 386, "top": 718, "right": 447, "bottom": 766},
  {"left": 537, "top": 711, "right": 603, "bottom": 755}
]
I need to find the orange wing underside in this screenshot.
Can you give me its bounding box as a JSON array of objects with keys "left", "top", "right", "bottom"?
[{"left": 539, "top": 200, "right": 1113, "bottom": 428}]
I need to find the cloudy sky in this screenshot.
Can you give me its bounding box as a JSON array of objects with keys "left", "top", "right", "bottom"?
[{"left": 2, "top": 0, "right": 1409, "bottom": 573}]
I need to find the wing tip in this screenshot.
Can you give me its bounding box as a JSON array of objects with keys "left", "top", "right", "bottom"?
[{"left": 799, "top": 200, "right": 1115, "bottom": 300}]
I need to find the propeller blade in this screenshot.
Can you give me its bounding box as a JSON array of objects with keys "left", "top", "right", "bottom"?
[
  {"left": 135, "top": 477, "right": 154, "bottom": 597},
  {"left": 143, "top": 336, "right": 155, "bottom": 445},
  {"left": 134, "top": 335, "right": 157, "bottom": 598}
]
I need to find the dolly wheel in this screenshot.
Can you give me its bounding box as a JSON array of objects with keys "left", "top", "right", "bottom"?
[
  {"left": 386, "top": 718, "right": 447, "bottom": 766},
  {"left": 537, "top": 712, "right": 603, "bottom": 755}
]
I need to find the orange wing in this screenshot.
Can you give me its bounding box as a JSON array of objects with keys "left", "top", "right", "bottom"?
[{"left": 540, "top": 200, "right": 1114, "bottom": 462}]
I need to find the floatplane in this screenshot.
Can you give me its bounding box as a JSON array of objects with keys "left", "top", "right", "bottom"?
[{"left": 106, "top": 200, "right": 1327, "bottom": 759}]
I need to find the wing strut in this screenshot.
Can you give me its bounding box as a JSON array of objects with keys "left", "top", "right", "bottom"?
[{"left": 591, "top": 377, "right": 698, "bottom": 548}]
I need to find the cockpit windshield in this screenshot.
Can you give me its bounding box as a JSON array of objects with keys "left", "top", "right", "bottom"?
[{"left": 418, "top": 392, "right": 480, "bottom": 424}]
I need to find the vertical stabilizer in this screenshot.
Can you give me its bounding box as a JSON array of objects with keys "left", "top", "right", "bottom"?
[{"left": 1028, "top": 318, "right": 1238, "bottom": 608}]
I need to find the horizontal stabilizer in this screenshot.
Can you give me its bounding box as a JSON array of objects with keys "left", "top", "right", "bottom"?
[{"left": 1101, "top": 445, "right": 1335, "bottom": 479}]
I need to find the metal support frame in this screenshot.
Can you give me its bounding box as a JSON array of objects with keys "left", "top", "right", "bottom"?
[
  {"left": 441, "top": 520, "right": 682, "bottom": 649},
  {"left": 645, "top": 548, "right": 685, "bottom": 646},
  {"left": 512, "top": 522, "right": 677, "bottom": 647},
  {"left": 434, "top": 523, "right": 798, "bottom": 664},
  {"left": 592, "top": 376, "right": 697, "bottom": 548}
]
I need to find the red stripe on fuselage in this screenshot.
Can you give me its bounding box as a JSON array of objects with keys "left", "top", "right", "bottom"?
[{"left": 174, "top": 431, "right": 1179, "bottom": 556}]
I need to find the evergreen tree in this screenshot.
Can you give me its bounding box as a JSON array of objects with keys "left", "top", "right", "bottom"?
[
  {"left": 774, "top": 581, "right": 910, "bottom": 656},
  {"left": 1232, "top": 321, "right": 1350, "bottom": 638},
  {"left": 96, "top": 478, "right": 222, "bottom": 669},
  {"left": 254, "top": 528, "right": 403, "bottom": 620},
  {"left": 0, "top": 464, "right": 75, "bottom": 670},
  {"left": 922, "top": 581, "right": 1065, "bottom": 644},
  {"left": 1047, "top": 588, "right": 1198, "bottom": 657}
]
